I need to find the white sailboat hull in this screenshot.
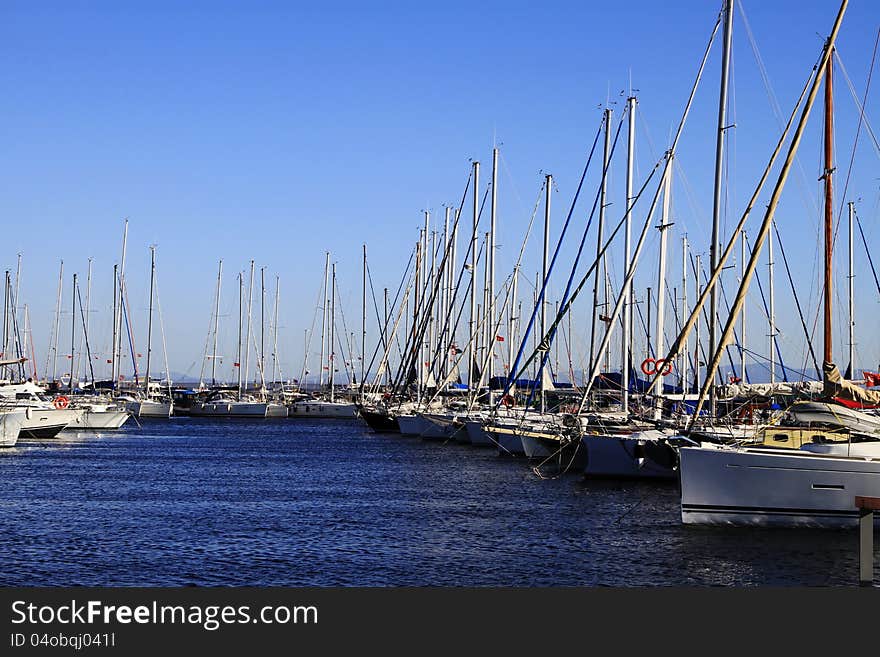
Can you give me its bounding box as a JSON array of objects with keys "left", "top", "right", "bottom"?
[
  {"left": 419, "top": 413, "right": 466, "bottom": 441},
  {"left": 189, "top": 402, "right": 268, "bottom": 417},
  {"left": 679, "top": 444, "right": 880, "bottom": 527},
  {"left": 127, "top": 400, "right": 173, "bottom": 418},
  {"left": 581, "top": 431, "right": 678, "bottom": 479},
  {"left": 288, "top": 401, "right": 357, "bottom": 418},
  {"left": 464, "top": 420, "right": 495, "bottom": 447}
]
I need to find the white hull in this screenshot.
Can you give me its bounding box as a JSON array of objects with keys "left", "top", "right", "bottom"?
[
  {"left": 582, "top": 431, "right": 678, "bottom": 479},
  {"left": 679, "top": 444, "right": 880, "bottom": 527},
  {"left": 396, "top": 414, "right": 430, "bottom": 437},
  {"left": 491, "top": 430, "right": 525, "bottom": 456},
  {"left": 288, "top": 401, "right": 357, "bottom": 418},
  {"left": 464, "top": 420, "right": 495, "bottom": 447},
  {"left": 419, "top": 413, "right": 466, "bottom": 441},
  {"left": 0, "top": 410, "right": 27, "bottom": 447},
  {"left": 70, "top": 409, "right": 131, "bottom": 430},
  {"left": 266, "top": 403, "right": 289, "bottom": 418},
  {"left": 19, "top": 408, "right": 82, "bottom": 438},
  {"left": 521, "top": 434, "right": 553, "bottom": 459},
  {"left": 189, "top": 401, "right": 268, "bottom": 417},
  {"left": 127, "top": 400, "right": 173, "bottom": 418}
]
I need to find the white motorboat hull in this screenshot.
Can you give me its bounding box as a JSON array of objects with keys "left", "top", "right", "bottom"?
[
  {"left": 0, "top": 410, "right": 27, "bottom": 447},
  {"left": 19, "top": 408, "right": 82, "bottom": 438},
  {"left": 70, "top": 409, "right": 131, "bottom": 430},
  {"left": 679, "top": 444, "right": 880, "bottom": 527}
]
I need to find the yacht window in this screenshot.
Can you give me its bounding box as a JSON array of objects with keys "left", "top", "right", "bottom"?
[{"left": 772, "top": 433, "right": 789, "bottom": 443}]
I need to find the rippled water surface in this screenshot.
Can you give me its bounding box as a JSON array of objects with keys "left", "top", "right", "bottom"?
[{"left": 0, "top": 417, "right": 874, "bottom": 586}]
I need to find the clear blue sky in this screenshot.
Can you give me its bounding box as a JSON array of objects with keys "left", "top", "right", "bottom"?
[{"left": 2, "top": 1, "right": 878, "bottom": 385}]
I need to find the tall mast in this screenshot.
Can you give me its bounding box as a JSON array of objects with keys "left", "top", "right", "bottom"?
[
  {"left": 541, "top": 173, "right": 552, "bottom": 413},
  {"left": 441, "top": 208, "right": 450, "bottom": 382},
  {"left": 69, "top": 272, "right": 77, "bottom": 393},
  {"left": 49, "top": 260, "right": 64, "bottom": 384},
  {"left": 260, "top": 266, "right": 266, "bottom": 389},
  {"left": 272, "top": 276, "right": 280, "bottom": 387},
  {"left": 622, "top": 95, "right": 636, "bottom": 413},
  {"left": 591, "top": 109, "right": 612, "bottom": 374},
  {"left": 110, "top": 263, "right": 117, "bottom": 388},
  {"left": 710, "top": 0, "right": 734, "bottom": 402},
  {"left": 848, "top": 202, "right": 855, "bottom": 377},
  {"left": 694, "top": 254, "right": 701, "bottom": 391},
  {"left": 383, "top": 287, "right": 390, "bottom": 388},
  {"left": 740, "top": 230, "right": 747, "bottom": 381},
  {"left": 115, "top": 219, "right": 129, "bottom": 386},
  {"left": 237, "top": 272, "right": 243, "bottom": 397},
  {"left": 768, "top": 225, "right": 776, "bottom": 385},
  {"left": 244, "top": 259, "right": 255, "bottom": 393},
  {"left": 81, "top": 258, "right": 92, "bottom": 384},
  {"left": 681, "top": 237, "right": 689, "bottom": 391},
  {"left": 319, "top": 252, "right": 330, "bottom": 389},
  {"left": 488, "top": 147, "right": 498, "bottom": 396},
  {"left": 655, "top": 154, "right": 673, "bottom": 409},
  {"left": 3, "top": 272, "right": 9, "bottom": 379},
  {"left": 144, "top": 246, "right": 156, "bottom": 395},
  {"left": 823, "top": 49, "right": 835, "bottom": 366},
  {"left": 211, "top": 260, "right": 222, "bottom": 386},
  {"left": 330, "top": 262, "right": 337, "bottom": 403},
  {"left": 468, "top": 160, "right": 480, "bottom": 392},
  {"left": 13, "top": 254, "right": 22, "bottom": 357},
  {"left": 361, "top": 243, "right": 367, "bottom": 394},
  {"left": 422, "top": 213, "right": 430, "bottom": 393}
]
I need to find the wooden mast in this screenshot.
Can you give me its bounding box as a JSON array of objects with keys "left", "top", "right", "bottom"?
[{"left": 823, "top": 48, "right": 835, "bottom": 366}]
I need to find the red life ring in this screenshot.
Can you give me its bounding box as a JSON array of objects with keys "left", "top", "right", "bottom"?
[
  {"left": 501, "top": 394, "right": 515, "bottom": 407},
  {"left": 640, "top": 358, "right": 656, "bottom": 376},
  {"left": 654, "top": 358, "right": 673, "bottom": 376},
  {"left": 53, "top": 396, "right": 69, "bottom": 410}
]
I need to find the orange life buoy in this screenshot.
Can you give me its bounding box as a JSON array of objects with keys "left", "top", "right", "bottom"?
[
  {"left": 640, "top": 358, "right": 656, "bottom": 376},
  {"left": 53, "top": 395, "right": 69, "bottom": 410}
]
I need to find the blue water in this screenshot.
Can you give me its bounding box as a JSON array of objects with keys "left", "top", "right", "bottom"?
[{"left": 0, "top": 417, "right": 873, "bottom": 586}]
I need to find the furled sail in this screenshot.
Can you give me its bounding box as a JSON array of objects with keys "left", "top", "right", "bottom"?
[{"left": 822, "top": 361, "right": 880, "bottom": 407}]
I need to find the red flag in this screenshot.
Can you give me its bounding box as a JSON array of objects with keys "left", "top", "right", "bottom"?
[
  {"left": 864, "top": 371, "right": 880, "bottom": 387},
  {"left": 106, "top": 359, "right": 112, "bottom": 364},
  {"left": 234, "top": 362, "right": 240, "bottom": 367},
  {"left": 495, "top": 335, "right": 505, "bottom": 342}
]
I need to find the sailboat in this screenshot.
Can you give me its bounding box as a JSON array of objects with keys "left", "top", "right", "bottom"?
[
  {"left": 288, "top": 258, "right": 357, "bottom": 419},
  {"left": 124, "top": 247, "right": 173, "bottom": 418},
  {"left": 679, "top": 1, "right": 880, "bottom": 527}
]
